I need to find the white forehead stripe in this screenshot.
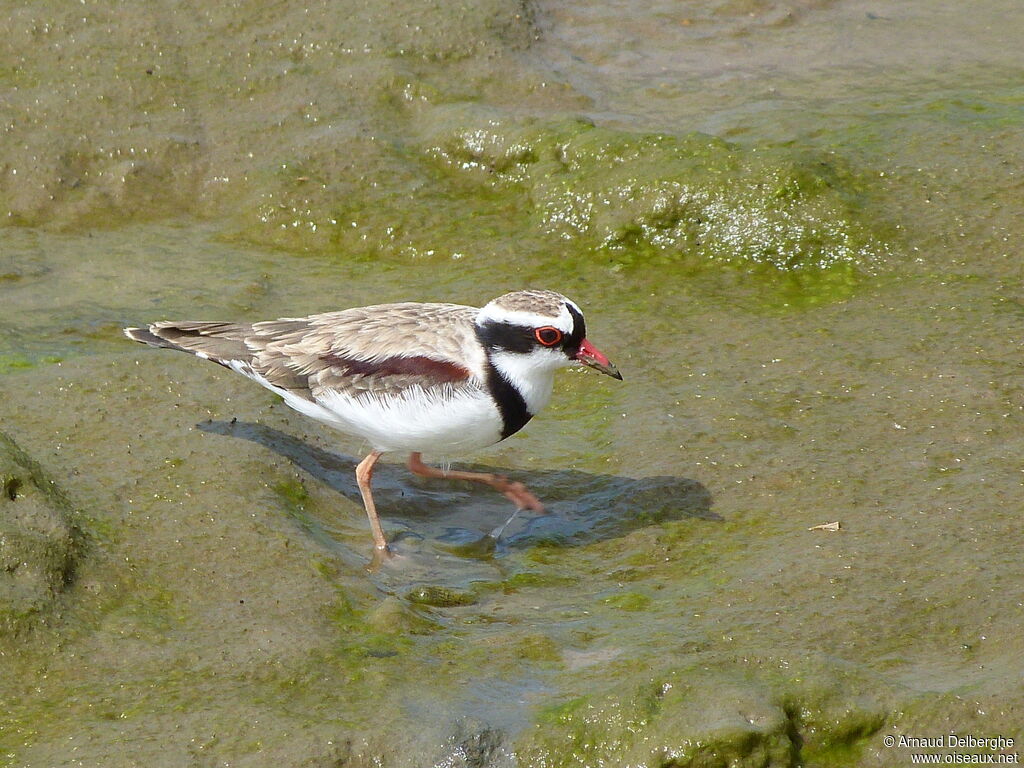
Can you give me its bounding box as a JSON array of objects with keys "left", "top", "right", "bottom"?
[{"left": 476, "top": 301, "right": 575, "bottom": 333}]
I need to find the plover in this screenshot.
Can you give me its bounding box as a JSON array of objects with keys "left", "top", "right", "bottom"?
[{"left": 125, "top": 290, "right": 621, "bottom": 553}]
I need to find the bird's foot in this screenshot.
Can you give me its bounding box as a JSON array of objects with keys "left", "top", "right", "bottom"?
[
  {"left": 493, "top": 475, "right": 545, "bottom": 513},
  {"left": 366, "top": 544, "right": 396, "bottom": 572}
]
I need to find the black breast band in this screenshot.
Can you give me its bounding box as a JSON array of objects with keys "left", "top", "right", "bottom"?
[
  {"left": 484, "top": 359, "right": 532, "bottom": 440},
  {"left": 474, "top": 322, "right": 533, "bottom": 439}
]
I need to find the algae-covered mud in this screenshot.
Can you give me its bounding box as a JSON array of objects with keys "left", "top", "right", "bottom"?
[{"left": 2, "top": 0, "right": 1024, "bottom": 766}]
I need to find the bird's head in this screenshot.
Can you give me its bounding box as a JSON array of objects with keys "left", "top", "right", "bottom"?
[{"left": 475, "top": 290, "right": 622, "bottom": 381}]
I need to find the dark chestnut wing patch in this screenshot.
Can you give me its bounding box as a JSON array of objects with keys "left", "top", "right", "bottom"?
[
  {"left": 319, "top": 354, "right": 471, "bottom": 382},
  {"left": 306, "top": 353, "right": 475, "bottom": 400}
]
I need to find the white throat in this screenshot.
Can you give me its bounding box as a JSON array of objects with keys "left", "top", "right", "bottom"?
[{"left": 489, "top": 348, "right": 563, "bottom": 415}]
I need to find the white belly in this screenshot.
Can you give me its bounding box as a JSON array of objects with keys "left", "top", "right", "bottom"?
[
  {"left": 231, "top": 361, "right": 505, "bottom": 454},
  {"left": 313, "top": 385, "right": 504, "bottom": 453},
  {"left": 237, "top": 377, "right": 498, "bottom": 457}
]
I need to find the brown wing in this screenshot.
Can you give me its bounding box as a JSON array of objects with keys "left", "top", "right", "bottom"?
[
  {"left": 125, "top": 321, "right": 255, "bottom": 361},
  {"left": 246, "top": 303, "right": 485, "bottom": 401},
  {"left": 127, "top": 303, "right": 485, "bottom": 402}
]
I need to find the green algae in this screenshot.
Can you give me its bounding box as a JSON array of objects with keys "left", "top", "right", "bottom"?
[
  {"left": 98, "top": 582, "right": 182, "bottom": 641},
  {"left": 270, "top": 475, "right": 341, "bottom": 549},
  {"left": 601, "top": 591, "right": 652, "bottom": 612},
  {"left": 325, "top": 591, "right": 420, "bottom": 659},
  {"left": 519, "top": 674, "right": 794, "bottom": 767},
  {"left": 273, "top": 476, "right": 312, "bottom": 509},
  {"left": 406, "top": 585, "right": 478, "bottom": 607},
  {"left": 423, "top": 112, "right": 893, "bottom": 272},
  {"left": 0, "top": 430, "right": 81, "bottom": 637},
  {"left": 792, "top": 706, "right": 888, "bottom": 767},
  {"left": 518, "top": 670, "right": 894, "bottom": 768},
  {"left": 470, "top": 570, "right": 579, "bottom": 594},
  {"left": 514, "top": 634, "right": 562, "bottom": 663},
  {"left": 235, "top": 108, "right": 893, "bottom": 307},
  {"left": 369, "top": 596, "right": 444, "bottom": 634},
  {"left": 0, "top": 354, "right": 62, "bottom": 375}
]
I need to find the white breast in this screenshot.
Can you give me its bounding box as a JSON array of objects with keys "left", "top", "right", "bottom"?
[{"left": 488, "top": 348, "right": 563, "bottom": 416}]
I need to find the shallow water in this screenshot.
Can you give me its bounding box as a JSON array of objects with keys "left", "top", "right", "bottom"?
[{"left": 2, "top": 1, "right": 1023, "bottom": 766}]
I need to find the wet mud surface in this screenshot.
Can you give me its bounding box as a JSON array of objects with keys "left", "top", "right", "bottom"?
[{"left": 2, "top": 0, "right": 1024, "bottom": 766}]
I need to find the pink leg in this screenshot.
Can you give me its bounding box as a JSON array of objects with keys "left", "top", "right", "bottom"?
[
  {"left": 355, "top": 451, "right": 390, "bottom": 552},
  {"left": 406, "top": 452, "right": 545, "bottom": 512}
]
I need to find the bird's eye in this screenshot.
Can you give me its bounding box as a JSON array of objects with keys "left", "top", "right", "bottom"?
[{"left": 534, "top": 326, "right": 563, "bottom": 347}]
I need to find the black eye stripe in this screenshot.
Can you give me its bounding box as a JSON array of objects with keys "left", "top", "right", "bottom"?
[
  {"left": 475, "top": 321, "right": 535, "bottom": 353},
  {"left": 476, "top": 306, "right": 586, "bottom": 355}
]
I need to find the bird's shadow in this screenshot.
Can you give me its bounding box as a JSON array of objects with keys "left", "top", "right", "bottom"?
[{"left": 199, "top": 420, "right": 718, "bottom": 560}]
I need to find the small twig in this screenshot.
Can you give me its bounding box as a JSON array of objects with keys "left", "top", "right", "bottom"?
[{"left": 808, "top": 521, "right": 841, "bottom": 532}]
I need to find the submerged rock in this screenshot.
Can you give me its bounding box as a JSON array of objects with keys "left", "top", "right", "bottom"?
[
  {"left": 517, "top": 669, "right": 893, "bottom": 768},
  {"left": 519, "top": 676, "right": 794, "bottom": 768},
  {"left": 434, "top": 718, "right": 512, "bottom": 768},
  {"left": 367, "top": 596, "right": 443, "bottom": 635},
  {"left": 0, "top": 430, "right": 80, "bottom": 636},
  {"left": 406, "top": 585, "right": 478, "bottom": 608}
]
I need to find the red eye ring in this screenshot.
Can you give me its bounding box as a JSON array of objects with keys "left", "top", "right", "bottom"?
[{"left": 534, "top": 326, "right": 563, "bottom": 347}]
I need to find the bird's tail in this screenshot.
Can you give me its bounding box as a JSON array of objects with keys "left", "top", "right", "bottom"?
[{"left": 124, "top": 321, "right": 255, "bottom": 367}]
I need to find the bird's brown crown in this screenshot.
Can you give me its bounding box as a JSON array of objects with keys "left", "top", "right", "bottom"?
[{"left": 488, "top": 290, "right": 568, "bottom": 318}]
